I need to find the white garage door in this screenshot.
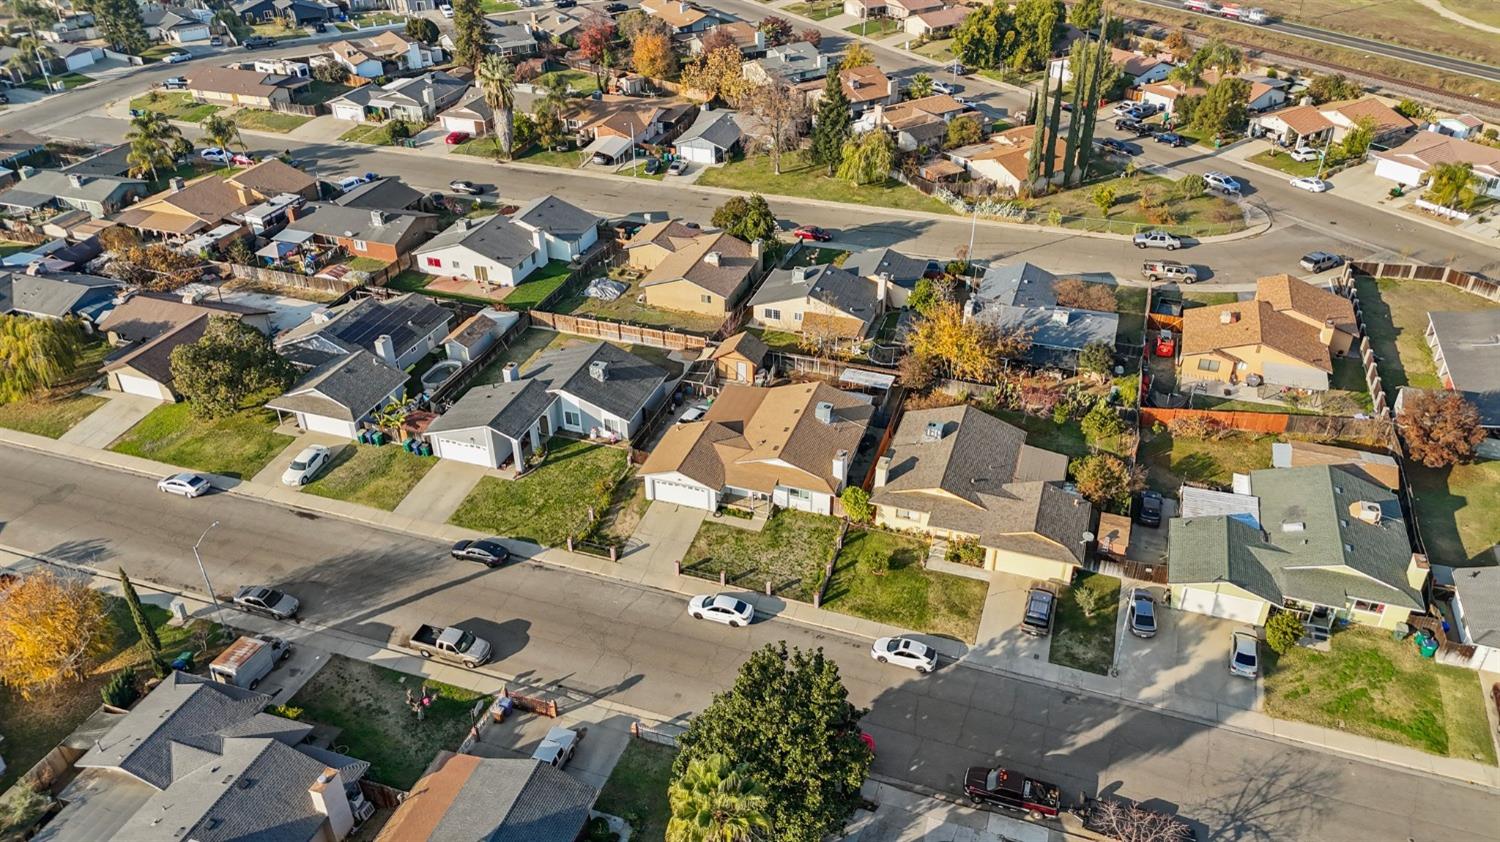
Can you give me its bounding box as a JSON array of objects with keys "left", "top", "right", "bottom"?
[
  {"left": 303, "top": 413, "right": 356, "bottom": 439},
  {"left": 116, "top": 373, "right": 166, "bottom": 400},
  {"left": 1179, "top": 587, "right": 1265, "bottom": 624},
  {"left": 650, "top": 477, "right": 712, "bottom": 510},
  {"left": 434, "top": 436, "right": 496, "bottom": 468}
]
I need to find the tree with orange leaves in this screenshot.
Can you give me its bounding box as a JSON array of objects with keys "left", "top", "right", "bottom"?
[{"left": 0, "top": 572, "right": 115, "bottom": 700}]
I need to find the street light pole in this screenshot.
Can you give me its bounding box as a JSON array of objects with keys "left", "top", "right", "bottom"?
[{"left": 192, "top": 521, "right": 226, "bottom": 627}]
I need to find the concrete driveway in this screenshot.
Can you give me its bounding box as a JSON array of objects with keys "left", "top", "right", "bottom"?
[
  {"left": 469, "top": 701, "right": 634, "bottom": 791},
  {"left": 973, "top": 571, "right": 1054, "bottom": 668},
  {"left": 1126, "top": 499, "right": 1172, "bottom": 563},
  {"left": 1115, "top": 586, "right": 1262, "bottom": 720},
  {"left": 250, "top": 432, "right": 351, "bottom": 486}
]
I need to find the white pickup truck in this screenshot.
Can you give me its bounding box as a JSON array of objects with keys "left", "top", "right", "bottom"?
[{"left": 409, "top": 624, "right": 492, "bottom": 668}]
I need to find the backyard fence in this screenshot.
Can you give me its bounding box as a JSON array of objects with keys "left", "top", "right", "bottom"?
[
  {"left": 811, "top": 520, "right": 850, "bottom": 609},
  {"left": 630, "top": 719, "right": 686, "bottom": 747},
  {"left": 1140, "top": 407, "right": 1291, "bottom": 433},
  {"left": 530, "top": 310, "right": 710, "bottom": 351},
  {"left": 223, "top": 259, "right": 400, "bottom": 294},
  {"left": 358, "top": 779, "right": 408, "bottom": 808},
  {"left": 428, "top": 311, "right": 531, "bottom": 407},
  {"left": 1341, "top": 261, "right": 1498, "bottom": 302}
]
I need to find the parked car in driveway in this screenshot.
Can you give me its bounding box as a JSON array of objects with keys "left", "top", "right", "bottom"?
[
  {"left": 1135, "top": 490, "right": 1164, "bottom": 527},
  {"left": 1290, "top": 176, "right": 1330, "bottom": 193},
  {"left": 1098, "top": 138, "right": 1134, "bottom": 156},
  {"left": 440, "top": 3, "right": 453, "bottom": 16},
  {"left": 532, "top": 726, "right": 581, "bottom": 768},
  {"left": 1299, "top": 250, "right": 1343, "bottom": 272},
  {"left": 643, "top": 157, "right": 661, "bottom": 175},
  {"left": 444, "top": 131, "right": 470, "bottom": 145},
  {"left": 199, "top": 147, "right": 232, "bottom": 164},
  {"left": 793, "top": 225, "right": 832, "bottom": 242},
  {"left": 871, "top": 636, "right": 937, "bottom": 672},
  {"left": 451, "top": 538, "right": 511, "bottom": 567},
  {"left": 158, "top": 472, "right": 212, "bottom": 498},
  {"left": 1021, "top": 586, "right": 1055, "bottom": 637},
  {"left": 1288, "top": 146, "right": 1320, "bottom": 162},
  {"left": 231, "top": 585, "right": 301, "bottom": 620},
  {"left": 1133, "top": 230, "right": 1181, "bottom": 250},
  {"left": 281, "top": 445, "right": 331, "bottom": 486},
  {"left": 688, "top": 593, "right": 754, "bottom": 627},
  {"left": 1230, "top": 631, "right": 1259, "bottom": 678},
  {"left": 1128, "top": 588, "right": 1157, "bottom": 638},
  {"left": 666, "top": 159, "right": 689, "bottom": 176}
]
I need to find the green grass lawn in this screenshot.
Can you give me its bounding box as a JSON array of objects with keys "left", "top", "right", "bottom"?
[
  {"left": 1248, "top": 148, "right": 1326, "bottom": 178},
  {"left": 22, "top": 72, "right": 91, "bottom": 91},
  {"left": 912, "top": 38, "right": 955, "bottom": 61},
  {"left": 785, "top": 0, "right": 843, "bottom": 19},
  {"left": 986, "top": 408, "right": 1092, "bottom": 458},
  {"left": 480, "top": 0, "right": 521, "bottom": 9},
  {"left": 450, "top": 438, "right": 627, "bottom": 546},
  {"left": 302, "top": 444, "right": 437, "bottom": 511},
  {"left": 685, "top": 510, "right": 841, "bottom": 602},
  {"left": 1406, "top": 459, "right": 1500, "bottom": 565},
  {"left": 0, "top": 601, "right": 223, "bottom": 792},
  {"left": 845, "top": 17, "right": 902, "bottom": 36},
  {"left": 284, "top": 655, "right": 489, "bottom": 790},
  {"left": 1114, "top": 286, "right": 1148, "bottom": 346},
  {"left": 0, "top": 337, "right": 109, "bottom": 438},
  {"left": 696, "top": 152, "right": 953, "bottom": 216},
  {"left": 749, "top": 328, "right": 804, "bottom": 354},
  {"left": 503, "top": 260, "right": 573, "bottom": 310},
  {"left": 109, "top": 403, "right": 294, "bottom": 479},
  {"left": 345, "top": 255, "right": 390, "bottom": 272},
  {"left": 783, "top": 247, "right": 849, "bottom": 269},
  {"left": 1353, "top": 276, "right": 1500, "bottom": 391},
  {"left": 1264, "top": 626, "right": 1495, "bottom": 764},
  {"left": 590, "top": 476, "right": 652, "bottom": 547},
  {"left": 338, "top": 122, "right": 397, "bottom": 144},
  {"left": 595, "top": 739, "right": 675, "bottom": 842},
  {"left": 231, "top": 108, "right": 313, "bottom": 133},
  {"left": 1028, "top": 174, "right": 1246, "bottom": 236},
  {"left": 536, "top": 69, "right": 599, "bottom": 96},
  {"left": 1049, "top": 570, "right": 1121, "bottom": 675},
  {"left": 1182, "top": 290, "right": 1240, "bottom": 307},
  {"left": 1140, "top": 429, "right": 1274, "bottom": 493},
  {"left": 130, "top": 91, "right": 222, "bottom": 122},
  {"left": 824, "top": 529, "right": 986, "bottom": 641},
  {"left": 543, "top": 271, "right": 725, "bottom": 334}
]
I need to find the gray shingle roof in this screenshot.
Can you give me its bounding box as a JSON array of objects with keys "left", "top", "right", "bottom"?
[
  {"left": 0, "top": 170, "right": 144, "bottom": 208},
  {"left": 286, "top": 201, "right": 433, "bottom": 245},
  {"left": 512, "top": 194, "right": 600, "bottom": 239},
  {"left": 976, "top": 304, "right": 1119, "bottom": 353},
  {"left": 417, "top": 214, "right": 540, "bottom": 268},
  {"left": 266, "top": 349, "right": 408, "bottom": 421},
  {"left": 974, "top": 261, "right": 1057, "bottom": 308},
  {"left": 840, "top": 247, "right": 930, "bottom": 287},
  {"left": 750, "top": 264, "right": 880, "bottom": 330},
  {"left": 427, "top": 378, "right": 554, "bottom": 441},
  {"left": 677, "top": 110, "right": 741, "bottom": 150},
  {"left": 528, "top": 341, "right": 667, "bottom": 421},
  {"left": 333, "top": 177, "right": 425, "bottom": 211},
  {"left": 0, "top": 271, "right": 119, "bottom": 318},
  {"left": 1441, "top": 564, "right": 1500, "bottom": 647},
  {"left": 430, "top": 757, "right": 594, "bottom": 842},
  {"left": 1426, "top": 310, "right": 1500, "bottom": 427}
]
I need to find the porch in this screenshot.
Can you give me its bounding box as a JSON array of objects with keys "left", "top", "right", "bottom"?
[{"left": 1283, "top": 599, "right": 1339, "bottom": 641}]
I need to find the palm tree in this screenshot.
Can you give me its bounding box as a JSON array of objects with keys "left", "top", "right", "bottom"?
[
  {"left": 6, "top": 35, "right": 53, "bottom": 83},
  {"left": 202, "top": 114, "right": 244, "bottom": 156},
  {"left": 125, "top": 111, "right": 183, "bottom": 183},
  {"left": 475, "top": 54, "right": 517, "bottom": 160},
  {"left": 666, "top": 754, "right": 771, "bottom": 842},
  {"left": 907, "top": 72, "right": 933, "bottom": 100},
  {"left": 1426, "top": 161, "right": 1480, "bottom": 211}
]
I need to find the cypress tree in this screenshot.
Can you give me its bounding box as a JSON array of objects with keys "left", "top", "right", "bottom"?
[
  {"left": 810, "top": 72, "right": 852, "bottom": 177},
  {"left": 1042, "top": 71, "right": 1064, "bottom": 181},
  {"left": 1027, "top": 79, "right": 1048, "bottom": 184},
  {"left": 1075, "top": 9, "right": 1111, "bottom": 183},
  {"left": 119, "top": 567, "right": 162, "bottom": 655}
]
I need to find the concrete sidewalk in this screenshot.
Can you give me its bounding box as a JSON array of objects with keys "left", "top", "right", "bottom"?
[
  {"left": 4, "top": 420, "right": 1499, "bottom": 791},
  {"left": 846, "top": 780, "right": 1057, "bottom": 842}
]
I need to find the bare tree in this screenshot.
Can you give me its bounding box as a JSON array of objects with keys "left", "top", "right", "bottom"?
[
  {"left": 745, "top": 81, "right": 807, "bottom": 175},
  {"left": 1086, "top": 800, "right": 1193, "bottom": 842}
]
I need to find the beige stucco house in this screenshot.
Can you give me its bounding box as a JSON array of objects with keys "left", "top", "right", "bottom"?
[{"left": 629, "top": 222, "right": 762, "bottom": 318}]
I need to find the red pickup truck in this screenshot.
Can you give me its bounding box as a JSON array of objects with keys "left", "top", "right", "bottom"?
[{"left": 963, "top": 766, "right": 1062, "bottom": 820}]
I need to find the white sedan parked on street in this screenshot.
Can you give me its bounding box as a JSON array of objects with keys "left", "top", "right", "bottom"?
[
  {"left": 1289, "top": 176, "right": 1330, "bottom": 193},
  {"left": 688, "top": 594, "right": 755, "bottom": 627},
  {"left": 158, "top": 472, "right": 212, "bottom": 498},
  {"left": 870, "top": 637, "right": 937, "bottom": 672},
  {"left": 281, "top": 445, "right": 331, "bottom": 486}
]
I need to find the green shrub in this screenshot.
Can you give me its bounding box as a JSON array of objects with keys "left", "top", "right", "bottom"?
[
  {"left": 840, "top": 487, "right": 872, "bottom": 523},
  {"left": 1081, "top": 402, "right": 1127, "bottom": 443},
  {"left": 1072, "top": 572, "right": 1118, "bottom": 619},
  {"left": 1265, "top": 611, "right": 1304, "bottom": 654},
  {"left": 946, "top": 538, "right": 984, "bottom": 567},
  {"left": 101, "top": 669, "right": 139, "bottom": 708},
  {"left": 585, "top": 816, "right": 619, "bottom": 842},
  {"left": 268, "top": 703, "right": 305, "bottom": 720}
]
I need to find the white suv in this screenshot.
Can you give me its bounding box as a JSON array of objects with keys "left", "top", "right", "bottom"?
[{"left": 1288, "top": 146, "right": 1320, "bottom": 162}]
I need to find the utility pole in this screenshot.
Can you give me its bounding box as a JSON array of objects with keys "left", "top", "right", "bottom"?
[{"left": 192, "top": 521, "right": 226, "bottom": 628}]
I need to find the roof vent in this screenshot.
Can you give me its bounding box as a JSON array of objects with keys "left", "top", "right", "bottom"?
[
  {"left": 924, "top": 420, "right": 943, "bottom": 441},
  {"left": 1280, "top": 521, "right": 1304, "bottom": 532},
  {"left": 815, "top": 401, "right": 834, "bottom": 424},
  {"left": 704, "top": 251, "right": 722, "bottom": 267},
  {"left": 1049, "top": 309, "right": 1071, "bottom": 325},
  {"left": 1349, "top": 501, "right": 1381, "bottom": 525},
  {"left": 1220, "top": 310, "right": 1239, "bottom": 324},
  {"left": 370, "top": 209, "right": 386, "bottom": 226},
  {"left": 590, "top": 360, "right": 609, "bottom": 382}
]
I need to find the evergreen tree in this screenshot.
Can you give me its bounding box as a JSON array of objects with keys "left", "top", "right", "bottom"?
[
  {"left": 1042, "top": 71, "right": 1063, "bottom": 181},
  {"left": 450, "top": 0, "right": 486, "bottom": 68},
  {"left": 1073, "top": 10, "right": 1110, "bottom": 183},
  {"left": 810, "top": 72, "right": 851, "bottom": 176},
  {"left": 1027, "top": 78, "right": 1048, "bottom": 185},
  {"left": 95, "top": 0, "right": 150, "bottom": 54},
  {"left": 118, "top": 567, "right": 161, "bottom": 656}
]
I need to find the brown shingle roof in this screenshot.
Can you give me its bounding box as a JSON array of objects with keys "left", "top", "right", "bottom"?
[
  {"left": 1268, "top": 104, "right": 1334, "bottom": 136},
  {"left": 228, "top": 158, "right": 316, "bottom": 197},
  {"left": 641, "top": 230, "right": 756, "bottom": 297},
  {"left": 709, "top": 330, "right": 768, "bottom": 365},
  {"left": 1255, "top": 273, "right": 1355, "bottom": 335},
  {"left": 1182, "top": 300, "right": 1333, "bottom": 372},
  {"left": 1321, "top": 97, "right": 1414, "bottom": 134},
  {"left": 187, "top": 65, "right": 296, "bottom": 98},
  {"left": 840, "top": 65, "right": 893, "bottom": 104}
]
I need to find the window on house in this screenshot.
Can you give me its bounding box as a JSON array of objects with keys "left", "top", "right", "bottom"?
[
  {"left": 1197, "top": 359, "right": 1221, "bottom": 372},
  {"left": 563, "top": 409, "right": 582, "bottom": 428},
  {"left": 763, "top": 308, "right": 780, "bottom": 321},
  {"left": 895, "top": 509, "right": 918, "bottom": 520},
  {"left": 353, "top": 240, "right": 368, "bottom": 252},
  {"left": 787, "top": 488, "right": 811, "bottom": 501},
  {"left": 450, "top": 260, "right": 459, "bottom": 268},
  {"left": 794, "top": 312, "right": 802, "bottom": 321},
  {"left": 424, "top": 257, "right": 442, "bottom": 268},
  {"left": 1350, "top": 600, "right": 1385, "bottom": 615},
  {"left": 701, "top": 294, "right": 713, "bottom": 304}
]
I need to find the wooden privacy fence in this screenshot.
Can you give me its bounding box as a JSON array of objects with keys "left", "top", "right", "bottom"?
[
  {"left": 530, "top": 310, "right": 709, "bottom": 351},
  {"left": 1140, "top": 407, "right": 1291, "bottom": 433},
  {"left": 1345, "top": 261, "right": 1499, "bottom": 302},
  {"left": 224, "top": 261, "right": 384, "bottom": 294}
]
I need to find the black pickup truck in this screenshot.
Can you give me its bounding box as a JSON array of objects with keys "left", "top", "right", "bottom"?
[{"left": 963, "top": 766, "right": 1062, "bottom": 819}]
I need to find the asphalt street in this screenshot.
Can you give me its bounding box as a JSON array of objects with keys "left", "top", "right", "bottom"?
[{"left": 1, "top": 446, "right": 1496, "bottom": 841}]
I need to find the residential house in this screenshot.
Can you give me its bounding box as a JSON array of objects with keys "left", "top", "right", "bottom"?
[
  {"left": 329, "top": 71, "right": 468, "bottom": 124},
  {"left": 1139, "top": 80, "right": 1206, "bottom": 117},
  {"left": 0, "top": 169, "right": 146, "bottom": 219},
  {"left": 674, "top": 109, "right": 743, "bottom": 164},
  {"left": 866, "top": 94, "right": 970, "bottom": 151},
  {"left": 1270, "top": 440, "right": 1401, "bottom": 490},
  {"left": 870, "top": 404, "right": 1092, "bottom": 580},
  {"left": 141, "top": 6, "right": 211, "bottom": 43},
  {"left": 187, "top": 65, "right": 310, "bottom": 109},
  {"left": 1371, "top": 131, "right": 1500, "bottom": 199},
  {"left": 0, "top": 130, "right": 47, "bottom": 169},
  {"left": 0, "top": 270, "right": 120, "bottom": 323},
  {"left": 325, "top": 31, "right": 439, "bottom": 79},
  {"left": 1317, "top": 96, "right": 1416, "bottom": 145},
  {"left": 524, "top": 8, "right": 586, "bottom": 42},
  {"left": 276, "top": 292, "right": 452, "bottom": 371},
  {"left": 885, "top": 0, "right": 943, "bottom": 20},
  {"left": 749, "top": 263, "right": 885, "bottom": 343},
  {"left": 841, "top": 247, "right": 931, "bottom": 309},
  {"left": 1424, "top": 310, "right": 1500, "bottom": 428},
  {"left": 905, "top": 5, "right": 969, "bottom": 37},
  {"left": 98, "top": 292, "right": 272, "bottom": 400},
  {"left": 1179, "top": 272, "right": 1357, "bottom": 390},
  {"left": 36, "top": 672, "right": 372, "bottom": 842},
  {"left": 843, "top": 0, "right": 887, "bottom": 19},
  {"left": 622, "top": 218, "right": 704, "bottom": 270},
  {"left": 709, "top": 330, "right": 768, "bottom": 384},
  {"left": 511, "top": 194, "right": 601, "bottom": 262},
  {"left": 1112, "top": 47, "right": 1173, "bottom": 85},
  {"left": 574, "top": 98, "right": 695, "bottom": 148},
  {"left": 640, "top": 0, "right": 729, "bottom": 35},
  {"left": 415, "top": 196, "right": 595, "bottom": 289},
  {"left": 1252, "top": 103, "right": 1335, "bottom": 148},
  {"left": 232, "top": 0, "right": 333, "bottom": 24},
  {"left": 634, "top": 226, "right": 762, "bottom": 318},
  {"left": 1241, "top": 75, "right": 1290, "bottom": 113},
  {"left": 281, "top": 202, "right": 439, "bottom": 265},
  {"left": 376, "top": 754, "right": 595, "bottom": 842},
  {"left": 266, "top": 349, "right": 409, "bottom": 438},
  {"left": 61, "top": 144, "right": 134, "bottom": 178},
  {"left": 965, "top": 262, "right": 1119, "bottom": 370},
  {"left": 39, "top": 13, "right": 96, "bottom": 44},
  {"left": 332, "top": 176, "right": 426, "bottom": 211},
  {"left": 53, "top": 43, "right": 103, "bottom": 72},
  {"left": 690, "top": 21, "right": 765, "bottom": 57},
  {"left": 1434, "top": 564, "right": 1500, "bottom": 672},
  {"left": 427, "top": 341, "right": 669, "bottom": 466},
  {"left": 946, "top": 125, "right": 1070, "bottom": 195},
  {"left": 826, "top": 64, "right": 897, "bottom": 117},
  {"left": 641, "top": 381, "right": 872, "bottom": 514},
  {"left": 113, "top": 159, "right": 317, "bottom": 239},
  {"left": 482, "top": 21, "right": 542, "bottom": 58},
  {"left": 438, "top": 93, "right": 496, "bottom": 138},
  {"left": 1168, "top": 464, "right": 1427, "bottom": 632},
  {"left": 742, "top": 41, "right": 830, "bottom": 87},
  {"left": 1430, "top": 114, "right": 1484, "bottom": 140}
]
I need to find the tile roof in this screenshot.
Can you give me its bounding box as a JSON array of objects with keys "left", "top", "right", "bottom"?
[
  {"left": 266, "top": 349, "right": 408, "bottom": 420},
  {"left": 527, "top": 341, "right": 667, "bottom": 420},
  {"left": 376, "top": 754, "right": 594, "bottom": 842},
  {"left": 1265, "top": 103, "right": 1334, "bottom": 136},
  {"left": 641, "top": 230, "right": 757, "bottom": 297},
  {"left": 840, "top": 64, "right": 893, "bottom": 103},
  {"left": 1181, "top": 299, "right": 1333, "bottom": 373},
  {"left": 1371, "top": 131, "right": 1500, "bottom": 178}
]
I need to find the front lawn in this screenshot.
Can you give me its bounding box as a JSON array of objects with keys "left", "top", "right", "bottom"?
[
  {"left": 502, "top": 260, "right": 573, "bottom": 310},
  {"left": 1049, "top": 570, "right": 1120, "bottom": 675},
  {"left": 1026, "top": 174, "right": 1245, "bottom": 237},
  {"left": 1264, "top": 626, "right": 1495, "bottom": 764},
  {"left": 1353, "top": 276, "right": 1500, "bottom": 391},
  {"left": 589, "top": 476, "right": 652, "bottom": 547},
  {"left": 284, "top": 655, "right": 489, "bottom": 790},
  {"left": 824, "top": 529, "right": 986, "bottom": 641},
  {"left": 0, "top": 337, "right": 109, "bottom": 438},
  {"left": 1140, "top": 428, "right": 1274, "bottom": 493},
  {"left": 785, "top": 0, "right": 843, "bottom": 19},
  {"left": 302, "top": 444, "right": 437, "bottom": 511},
  {"left": 449, "top": 438, "right": 627, "bottom": 546},
  {"left": 129, "top": 91, "right": 222, "bottom": 122},
  {"left": 1247, "top": 148, "right": 1325, "bottom": 178},
  {"left": 845, "top": 17, "right": 901, "bottom": 36},
  {"left": 684, "top": 510, "right": 841, "bottom": 602},
  {"left": 696, "top": 152, "right": 954, "bottom": 216},
  {"left": 22, "top": 72, "right": 91, "bottom": 91},
  {"left": 231, "top": 108, "right": 314, "bottom": 133},
  {"left": 595, "top": 739, "right": 675, "bottom": 842},
  {"left": 783, "top": 247, "right": 849, "bottom": 269},
  {"left": 1406, "top": 460, "right": 1500, "bottom": 565},
  {"left": 912, "top": 37, "right": 955, "bottom": 61},
  {"left": 480, "top": 0, "right": 520, "bottom": 9},
  {"left": 542, "top": 269, "right": 726, "bottom": 334},
  {"left": 338, "top": 122, "right": 399, "bottom": 145},
  {"left": 109, "top": 403, "right": 294, "bottom": 479}
]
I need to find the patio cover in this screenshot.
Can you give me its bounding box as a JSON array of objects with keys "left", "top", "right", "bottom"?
[
  {"left": 257, "top": 240, "right": 298, "bottom": 260},
  {"left": 840, "top": 368, "right": 895, "bottom": 390},
  {"left": 584, "top": 134, "right": 632, "bottom": 161}
]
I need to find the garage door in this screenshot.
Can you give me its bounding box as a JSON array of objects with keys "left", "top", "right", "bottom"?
[
  {"left": 1179, "top": 587, "right": 1265, "bottom": 624},
  {"left": 434, "top": 436, "right": 496, "bottom": 468},
  {"left": 116, "top": 373, "right": 165, "bottom": 400},
  {"left": 650, "top": 478, "right": 712, "bottom": 510},
  {"left": 303, "top": 413, "right": 356, "bottom": 439}
]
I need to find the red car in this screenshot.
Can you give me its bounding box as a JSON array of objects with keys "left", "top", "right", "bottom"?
[
  {"left": 792, "top": 225, "right": 832, "bottom": 242},
  {"left": 1155, "top": 329, "right": 1176, "bottom": 358},
  {"left": 445, "top": 131, "right": 471, "bottom": 145}
]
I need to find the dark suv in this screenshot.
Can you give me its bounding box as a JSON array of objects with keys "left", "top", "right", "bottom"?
[
  {"left": 1021, "top": 587, "right": 1056, "bottom": 637},
  {"left": 243, "top": 35, "right": 274, "bottom": 49}
]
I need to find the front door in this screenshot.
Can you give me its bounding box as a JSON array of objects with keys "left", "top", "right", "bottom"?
[{"left": 735, "top": 361, "right": 748, "bottom": 382}]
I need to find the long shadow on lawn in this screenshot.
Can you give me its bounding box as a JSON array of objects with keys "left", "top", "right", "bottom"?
[
  {"left": 1405, "top": 463, "right": 1479, "bottom": 565},
  {"left": 1350, "top": 279, "right": 1412, "bottom": 390}
]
